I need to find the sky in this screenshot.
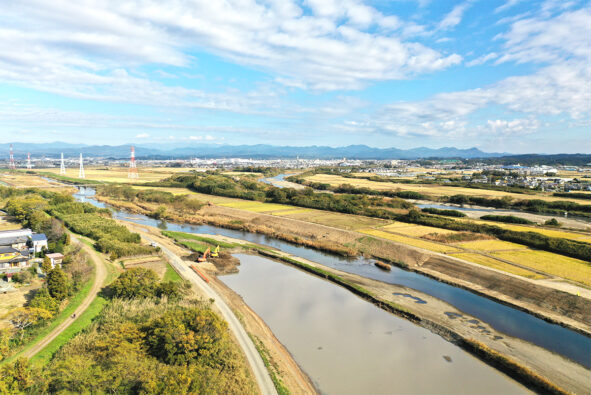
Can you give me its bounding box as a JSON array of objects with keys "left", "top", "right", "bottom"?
[{"left": 1, "top": 0, "right": 590, "bottom": 153}]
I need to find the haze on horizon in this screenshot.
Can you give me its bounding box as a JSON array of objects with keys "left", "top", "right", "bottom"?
[{"left": 1, "top": 0, "right": 590, "bottom": 154}]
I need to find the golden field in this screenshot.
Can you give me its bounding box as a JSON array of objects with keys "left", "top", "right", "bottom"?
[
  {"left": 456, "top": 239, "right": 528, "bottom": 251},
  {"left": 450, "top": 253, "right": 545, "bottom": 279},
  {"left": 305, "top": 173, "right": 591, "bottom": 204},
  {"left": 491, "top": 250, "right": 591, "bottom": 287},
  {"left": 36, "top": 166, "right": 193, "bottom": 184},
  {"left": 359, "top": 228, "right": 462, "bottom": 253},
  {"left": 0, "top": 172, "right": 69, "bottom": 189},
  {"left": 463, "top": 219, "right": 591, "bottom": 243},
  {"left": 380, "top": 222, "right": 456, "bottom": 237}
]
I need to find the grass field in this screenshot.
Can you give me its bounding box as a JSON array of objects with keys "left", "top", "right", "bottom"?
[
  {"left": 163, "top": 262, "right": 183, "bottom": 283},
  {"left": 450, "top": 253, "right": 545, "bottom": 279},
  {"left": 305, "top": 173, "right": 591, "bottom": 204},
  {"left": 380, "top": 222, "right": 457, "bottom": 237},
  {"left": 36, "top": 166, "right": 193, "bottom": 184},
  {"left": 0, "top": 172, "right": 73, "bottom": 189},
  {"left": 491, "top": 250, "right": 591, "bottom": 286},
  {"left": 0, "top": 217, "right": 21, "bottom": 231},
  {"left": 456, "top": 239, "right": 528, "bottom": 251},
  {"left": 358, "top": 228, "right": 462, "bottom": 253},
  {"left": 461, "top": 219, "right": 591, "bottom": 243}
]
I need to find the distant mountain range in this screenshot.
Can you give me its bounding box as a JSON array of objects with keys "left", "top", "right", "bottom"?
[{"left": 2, "top": 142, "right": 507, "bottom": 160}]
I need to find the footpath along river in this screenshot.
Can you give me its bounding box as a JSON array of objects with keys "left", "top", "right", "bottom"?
[{"left": 74, "top": 187, "right": 591, "bottom": 370}]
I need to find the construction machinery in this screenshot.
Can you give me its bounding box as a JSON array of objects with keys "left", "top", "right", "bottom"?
[
  {"left": 198, "top": 247, "right": 210, "bottom": 262},
  {"left": 211, "top": 245, "right": 220, "bottom": 257}
]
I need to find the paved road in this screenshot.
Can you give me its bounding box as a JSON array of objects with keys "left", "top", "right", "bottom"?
[
  {"left": 22, "top": 235, "right": 107, "bottom": 359},
  {"left": 144, "top": 234, "right": 277, "bottom": 395}
]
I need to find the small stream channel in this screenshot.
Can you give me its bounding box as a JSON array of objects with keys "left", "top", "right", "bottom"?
[{"left": 74, "top": 187, "right": 591, "bottom": 369}]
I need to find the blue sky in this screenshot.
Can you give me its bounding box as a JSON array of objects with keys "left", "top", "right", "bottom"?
[{"left": 1, "top": 0, "right": 590, "bottom": 153}]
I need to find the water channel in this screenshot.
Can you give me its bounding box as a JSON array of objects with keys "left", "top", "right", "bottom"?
[{"left": 74, "top": 187, "right": 591, "bottom": 369}]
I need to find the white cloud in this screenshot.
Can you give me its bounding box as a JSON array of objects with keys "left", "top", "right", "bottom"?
[
  {"left": 466, "top": 52, "right": 499, "bottom": 66},
  {"left": 495, "top": 0, "right": 523, "bottom": 14},
  {"left": 135, "top": 133, "right": 150, "bottom": 138},
  {"left": 438, "top": 2, "right": 471, "bottom": 30},
  {"left": 487, "top": 118, "right": 540, "bottom": 135},
  {"left": 0, "top": 0, "right": 460, "bottom": 93}
]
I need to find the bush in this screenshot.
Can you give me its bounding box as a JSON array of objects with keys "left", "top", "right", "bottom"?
[
  {"left": 46, "top": 268, "right": 69, "bottom": 301},
  {"left": 544, "top": 218, "right": 561, "bottom": 227},
  {"left": 109, "top": 268, "right": 159, "bottom": 299},
  {"left": 421, "top": 207, "right": 467, "bottom": 217},
  {"left": 480, "top": 215, "right": 534, "bottom": 225},
  {"left": 28, "top": 288, "right": 59, "bottom": 315},
  {"left": 11, "top": 271, "right": 32, "bottom": 284}
]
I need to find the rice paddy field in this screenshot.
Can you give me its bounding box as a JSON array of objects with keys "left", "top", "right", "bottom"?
[
  {"left": 0, "top": 172, "right": 68, "bottom": 188},
  {"left": 463, "top": 219, "right": 591, "bottom": 243},
  {"left": 304, "top": 173, "right": 591, "bottom": 204},
  {"left": 36, "top": 166, "right": 194, "bottom": 184},
  {"left": 491, "top": 250, "right": 591, "bottom": 287},
  {"left": 450, "top": 253, "right": 545, "bottom": 279},
  {"left": 455, "top": 240, "right": 528, "bottom": 251},
  {"left": 123, "top": 185, "right": 591, "bottom": 285},
  {"left": 358, "top": 228, "right": 462, "bottom": 253}
]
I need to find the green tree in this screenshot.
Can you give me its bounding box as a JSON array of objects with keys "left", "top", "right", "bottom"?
[
  {"left": 41, "top": 256, "right": 52, "bottom": 274},
  {"left": 156, "top": 281, "right": 188, "bottom": 301},
  {"left": 28, "top": 288, "right": 59, "bottom": 315},
  {"left": 5, "top": 308, "right": 52, "bottom": 341},
  {"left": 0, "top": 358, "right": 35, "bottom": 393},
  {"left": 144, "top": 307, "right": 228, "bottom": 366},
  {"left": 109, "top": 268, "right": 159, "bottom": 299},
  {"left": 46, "top": 268, "right": 69, "bottom": 301}
]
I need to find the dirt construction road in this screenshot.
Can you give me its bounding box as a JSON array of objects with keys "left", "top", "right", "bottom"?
[
  {"left": 143, "top": 234, "right": 277, "bottom": 395},
  {"left": 22, "top": 235, "right": 107, "bottom": 359}
]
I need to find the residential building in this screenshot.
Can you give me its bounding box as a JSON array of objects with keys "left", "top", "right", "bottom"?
[
  {"left": 0, "top": 246, "right": 29, "bottom": 273},
  {"left": 31, "top": 234, "right": 48, "bottom": 253},
  {"left": 45, "top": 253, "right": 64, "bottom": 268}
]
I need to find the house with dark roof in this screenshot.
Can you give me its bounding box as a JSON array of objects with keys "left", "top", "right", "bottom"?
[{"left": 0, "top": 246, "right": 29, "bottom": 273}]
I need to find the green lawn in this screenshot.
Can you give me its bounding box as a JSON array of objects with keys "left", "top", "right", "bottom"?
[
  {"left": 2, "top": 264, "right": 96, "bottom": 365},
  {"left": 163, "top": 262, "right": 182, "bottom": 283},
  {"left": 30, "top": 295, "right": 108, "bottom": 366}
]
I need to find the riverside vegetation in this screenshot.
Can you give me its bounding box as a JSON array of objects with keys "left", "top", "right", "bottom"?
[
  {"left": 131, "top": 172, "right": 591, "bottom": 264},
  {"left": 0, "top": 267, "right": 256, "bottom": 393}
]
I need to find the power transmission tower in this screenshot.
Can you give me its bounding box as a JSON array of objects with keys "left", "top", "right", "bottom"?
[
  {"left": 60, "top": 153, "right": 66, "bottom": 175},
  {"left": 9, "top": 144, "right": 15, "bottom": 170},
  {"left": 78, "top": 153, "right": 85, "bottom": 179},
  {"left": 128, "top": 146, "right": 139, "bottom": 179},
  {"left": 26, "top": 153, "right": 32, "bottom": 169}
]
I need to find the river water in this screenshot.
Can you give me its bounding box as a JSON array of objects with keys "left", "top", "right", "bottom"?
[
  {"left": 223, "top": 254, "right": 529, "bottom": 394},
  {"left": 74, "top": 187, "right": 591, "bottom": 369}
]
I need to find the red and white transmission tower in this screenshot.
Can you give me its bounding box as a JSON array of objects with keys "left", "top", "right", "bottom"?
[
  {"left": 26, "top": 153, "right": 32, "bottom": 169},
  {"left": 9, "top": 144, "right": 15, "bottom": 170},
  {"left": 128, "top": 146, "right": 139, "bottom": 179}
]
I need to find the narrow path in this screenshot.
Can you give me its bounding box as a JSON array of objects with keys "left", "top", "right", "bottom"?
[
  {"left": 21, "top": 235, "right": 107, "bottom": 359},
  {"left": 143, "top": 234, "right": 277, "bottom": 395}
]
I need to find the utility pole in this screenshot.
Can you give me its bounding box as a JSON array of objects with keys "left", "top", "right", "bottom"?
[
  {"left": 60, "top": 153, "right": 66, "bottom": 175},
  {"left": 78, "top": 153, "right": 85, "bottom": 179}
]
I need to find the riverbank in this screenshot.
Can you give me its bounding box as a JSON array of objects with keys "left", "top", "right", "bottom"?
[
  {"left": 95, "top": 194, "right": 591, "bottom": 338},
  {"left": 124, "top": 222, "right": 317, "bottom": 395},
  {"left": 177, "top": 231, "right": 589, "bottom": 394}
]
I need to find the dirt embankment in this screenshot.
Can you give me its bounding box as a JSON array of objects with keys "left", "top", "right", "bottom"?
[
  {"left": 97, "top": 195, "right": 591, "bottom": 335},
  {"left": 123, "top": 222, "right": 317, "bottom": 395}
]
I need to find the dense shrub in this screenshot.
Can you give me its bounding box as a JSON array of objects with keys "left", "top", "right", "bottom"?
[
  {"left": 480, "top": 215, "right": 534, "bottom": 224},
  {"left": 421, "top": 207, "right": 467, "bottom": 217}
]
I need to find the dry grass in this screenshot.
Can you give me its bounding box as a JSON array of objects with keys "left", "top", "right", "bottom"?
[
  {"left": 456, "top": 239, "right": 528, "bottom": 251},
  {"left": 0, "top": 172, "right": 65, "bottom": 188},
  {"left": 451, "top": 253, "right": 544, "bottom": 279},
  {"left": 358, "top": 228, "right": 462, "bottom": 253},
  {"left": 491, "top": 250, "right": 591, "bottom": 286},
  {"left": 463, "top": 219, "right": 591, "bottom": 242},
  {"left": 36, "top": 166, "right": 192, "bottom": 184},
  {"left": 380, "top": 223, "right": 457, "bottom": 237},
  {"left": 305, "top": 174, "right": 591, "bottom": 204},
  {"left": 271, "top": 208, "right": 314, "bottom": 216},
  {"left": 0, "top": 217, "right": 21, "bottom": 231}
]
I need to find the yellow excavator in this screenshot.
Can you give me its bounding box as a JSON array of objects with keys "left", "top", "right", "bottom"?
[{"left": 211, "top": 245, "right": 220, "bottom": 257}]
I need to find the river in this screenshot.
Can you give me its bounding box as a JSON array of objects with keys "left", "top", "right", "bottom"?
[
  {"left": 74, "top": 187, "right": 591, "bottom": 370},
  {"left": 225, "top": 254, "right": 530, "bottom": 394}
]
